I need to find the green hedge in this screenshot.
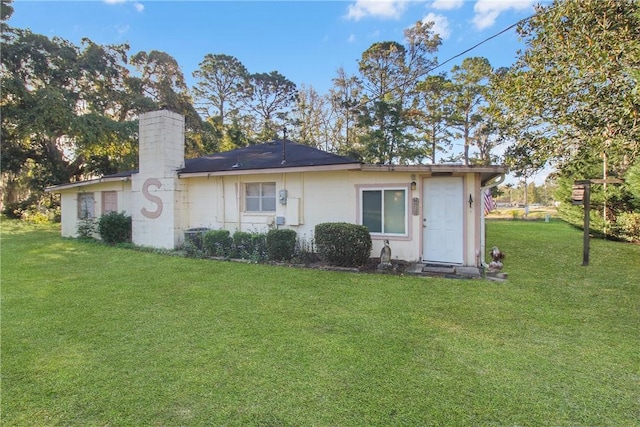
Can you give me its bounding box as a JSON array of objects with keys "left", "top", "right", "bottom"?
[
  {"left": 232, "top": 231, "right": 268, "bottom": 261},
  {"left": 266, "top": 228, "right": 297, "bottom": 261},
  {"left": 615, "top": 212, "right": 640, "bottom": 242},
  {"left": 203, "top": 229, "right": 232, "bottom": 256},
  {"left": 314, "top": 222, "right": 372, "bottom": 267},
  {"left": 98, "top": 211, "right": 131, "bottom": 244}
]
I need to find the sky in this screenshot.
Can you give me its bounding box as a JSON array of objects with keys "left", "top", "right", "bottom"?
[
  {"left": 9, "top": 0, "right": 552, "bottom": 93},
  {"left": 8, "top": 0, "right": 553, "bottom": 182}
]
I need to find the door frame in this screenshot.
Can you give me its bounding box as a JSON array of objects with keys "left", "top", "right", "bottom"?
[{"left": 421, "top": 176, "right": 464, "bottom": 264}]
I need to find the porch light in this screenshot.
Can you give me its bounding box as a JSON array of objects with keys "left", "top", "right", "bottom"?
[{"left": 411, "top": 181, "right": 417, "bottom": 191}]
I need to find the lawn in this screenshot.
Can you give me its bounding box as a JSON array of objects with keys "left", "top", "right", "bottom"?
[{"left": 1, "top": 219, "right": 639, "bottom": 426}]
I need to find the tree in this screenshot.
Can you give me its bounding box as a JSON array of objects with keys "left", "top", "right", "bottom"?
[
  {"left": 0, "top": 21, "right": 146, "bottom": 214},
  {"left": 242, "top": 71, "right": 297, "bottom": 141},
  {"left": 355, "top": 20, "right": 441, "bottom": 164},
  {"left": 131, "top": 50, "right": 214, "bottom": 156},
  {"left": 492, "top": 0, "right": 640, "bottom": 238},
  {"left": 625, "top": 162, "right": 640, "bottom": 208},
  {"left": 494, "top": 0, "right": 640, "bottom": 177},
  {"left": 0, "top": 3, "right": 207, "bottom": 214},
  {"left": 192, "top": 53, "right": 248, "bottom": 125},
  {"left": 329, "top": 67, "right": 366, "bottom": 158},
  {"left": 449, "top": 57, "right": 493, "bottom": 165},
  {"left": 292, "top": 84, "right": 332, "bottom": 150},
  {"left": 414, "top": 74, "right": 455, "bottom": 163}
]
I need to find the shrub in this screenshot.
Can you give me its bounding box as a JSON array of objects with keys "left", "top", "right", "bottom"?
[
  {"left": 203, "top": 229, "right": 232, "bottom": 257},
  {"left": 77, "top": 218, "right": 98, "bottom": 240},
  {"left": 232, "top": 231, "right": 253, "bottom": 258},
  {"left": 315, "top": 222, "right": 372, "bottom": 267},
  {"left": 229, "top": 230, "right": 267, "bottom": 261},
  {"left": 616, "top": 212, "right": 640, "bottom": 242},
  {"left": 184, "top": 228, "right": 210, "bottom": 257},
  {"left": 266, "top": 228, "right": 297, "bottom": 261},
  {"left": 249, "top": 233, "right": 268, "bottom": 262},
  {"left": 3, "top": 195, "right": 60, "bottom": 223},
  {"left": 98, "top": 211, "right": 132, "bottom": 244},
  {"left": 2, "top": 197, "right": 40, "bottom": 220},
  {"left": 293, "top": 234, "right": 318, "bottom": 265}
]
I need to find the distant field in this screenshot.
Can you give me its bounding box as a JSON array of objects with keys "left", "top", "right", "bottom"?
[
  {"left": 487, "top": 205, "right": 558, "bottom": 220},
  {"left": 2, "top": 219, "right": 639, "bottom": 426}
]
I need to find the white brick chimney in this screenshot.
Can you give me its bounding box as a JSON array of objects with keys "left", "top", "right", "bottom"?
[{"left": 131, "top": 110, "right": 186, "bottom": 249}]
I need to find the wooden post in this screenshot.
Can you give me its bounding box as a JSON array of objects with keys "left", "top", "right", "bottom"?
[
  {"left": 573, "top": 178, "right": 623, "bottom": 267},
  {"left": 582, "top": 182, "right": 591, "bottom": 266}
]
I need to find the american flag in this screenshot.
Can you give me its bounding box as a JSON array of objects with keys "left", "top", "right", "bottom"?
[{"left": 483, "top": 189, "right": 496, "bottom": 215}]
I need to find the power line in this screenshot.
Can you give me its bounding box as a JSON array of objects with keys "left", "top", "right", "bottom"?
[{"left": 428, "top": 14, "right": 535, "bottom": 74}]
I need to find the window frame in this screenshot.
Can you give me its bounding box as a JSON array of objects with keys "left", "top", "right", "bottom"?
[
  {"left": 244, "top": 182, "right": 277, "bottom": 213},
  {"left": 77, "top": 192, "right": 95, "bottom": 219},
  {"left": 358, "top": 186, "right": 409, "bottom": 237},
  {"left": 102, "top": 191, "right": 118, "bottom": 215}
]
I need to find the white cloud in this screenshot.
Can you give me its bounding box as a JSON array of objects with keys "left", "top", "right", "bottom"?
[
  {"left": 422, "top": 12, "right": 451, "bottom": 39},
  {"left": 430, "top": 0, "right": 464, "bottom": 10},
  {"left": 346, "top": 0, "right": 409, "bottom": 21},
  {"left": 116, "top": 24, "right": 130, "bottom": 35},
  {"left": 348, "top": 34, "right": 357, "bottom": 43},
  {"left": 472, "top": 0, "right": 535, "bottom": 30},
  {"left": 103, "top": 0, "right": 144, "bottom": 13}
]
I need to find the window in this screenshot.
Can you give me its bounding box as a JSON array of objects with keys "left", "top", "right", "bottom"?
[
  {"left": 361, "top": 188, "right": 407, "bottom": 235},
  {"left": 102, "top": 191, "right": 118, "bottom": 215},
  {"left": 245, "top": 182, "right": 276, "bottom": 212},
  {"left": 78, "top": 193, "right": 95, "bottom": 219}
]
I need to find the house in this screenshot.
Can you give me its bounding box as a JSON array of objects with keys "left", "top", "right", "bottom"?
[{"left": 47, "top": 110, "right": 506, "bottom": 269}]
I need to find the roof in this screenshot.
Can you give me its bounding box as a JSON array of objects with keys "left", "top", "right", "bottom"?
[
  {"left": 46, "top": 139, "right": 507, "bottom": 191},
  {"left": 45, "top": 170, "right": 137, "bottom": 192},
  {"left": 178, "top": 139, "right": 361, "bottom": 175}
]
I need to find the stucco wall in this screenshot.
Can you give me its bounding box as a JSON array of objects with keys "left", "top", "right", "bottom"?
[
  {"left": 58, "top": 180, "right": 132, "bottom": 238},
  {"left": 55, "top": 168, "right": 484, "bottom": 265},
  {"left": 181, "top": 169, "right": 470, "bottom": 263}
]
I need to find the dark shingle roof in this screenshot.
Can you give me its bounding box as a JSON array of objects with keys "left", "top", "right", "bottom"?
[
  {"left": 179, "top": 139, "right": 360, "bottom": 174},
  {"left": 103, "top": 170, "right": 137, "bottom": 179}
]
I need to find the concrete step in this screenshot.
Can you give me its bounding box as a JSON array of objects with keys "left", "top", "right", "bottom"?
[{"left": 423, "top": 264, "right": 456, "bottom": 274}]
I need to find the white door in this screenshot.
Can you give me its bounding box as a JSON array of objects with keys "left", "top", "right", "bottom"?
[{"left": 422, "top": 177, "right": 464, "bottom": 264}]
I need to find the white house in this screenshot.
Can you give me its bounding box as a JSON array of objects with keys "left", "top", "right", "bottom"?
[{"left": 47, "top": 110, "right": 506, "bottom": 270}]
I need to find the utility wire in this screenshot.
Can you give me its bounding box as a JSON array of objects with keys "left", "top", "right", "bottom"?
[{"left": 428, "top": 14, "right": 535, "bottom": 74}]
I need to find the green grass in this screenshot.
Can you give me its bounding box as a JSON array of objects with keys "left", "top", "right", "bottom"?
[{"left": 2, "top": 219, "right": 639, "bottom": 426}]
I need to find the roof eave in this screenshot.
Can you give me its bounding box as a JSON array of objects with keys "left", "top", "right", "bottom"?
[
  {"left": 45, "top": 175, "right": 133, "bottom": 193},
  {"left": 178, "top": 162, "right": 363, "bottom": 178},
  {"left": 359, "top": 164, "right": 507, "bottom": 186}
]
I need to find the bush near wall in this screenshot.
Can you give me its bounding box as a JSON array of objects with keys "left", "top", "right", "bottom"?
[
  {"left": 203, "top": 229, "right": 232, "bottom": 257},
  {"left": 232, "top": 231, "right": 268, "bottom": 261},
  {"left": 266, "top": 228, "right": 297, "bottom": 261},
  {"left": 98, "top": 211, "right": 132, "bottom": 244},
  {"left": 77, "top": 218, "right": 98, "bottom": 240},
  {"left": 315, "top": 222, "right": 372, "bottom": 267}
]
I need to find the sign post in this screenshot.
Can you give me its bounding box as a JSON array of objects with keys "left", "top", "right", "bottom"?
[
  {"left": 573, "top": 178, "right": 623, "bottom": 266},
  {"left": 573, "top": 180, "right": 591, "bottom": 266}
]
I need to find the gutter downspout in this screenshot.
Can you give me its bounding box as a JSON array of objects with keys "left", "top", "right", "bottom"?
[{"left": 480, "top": 173, "right": 505, "bottom": 267}]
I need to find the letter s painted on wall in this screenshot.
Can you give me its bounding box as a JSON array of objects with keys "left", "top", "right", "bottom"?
[{"left": 141, "top": 178, "right": 163, "bottom": 219}]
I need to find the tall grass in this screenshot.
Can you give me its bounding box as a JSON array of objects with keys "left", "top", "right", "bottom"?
[{"left": 2, "top": 219, "right": 639, "bottom": 426}]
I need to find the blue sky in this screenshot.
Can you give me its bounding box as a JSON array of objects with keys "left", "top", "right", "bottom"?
[{"left": 10, "top": 0, "right": 550, "bottom": 94}]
